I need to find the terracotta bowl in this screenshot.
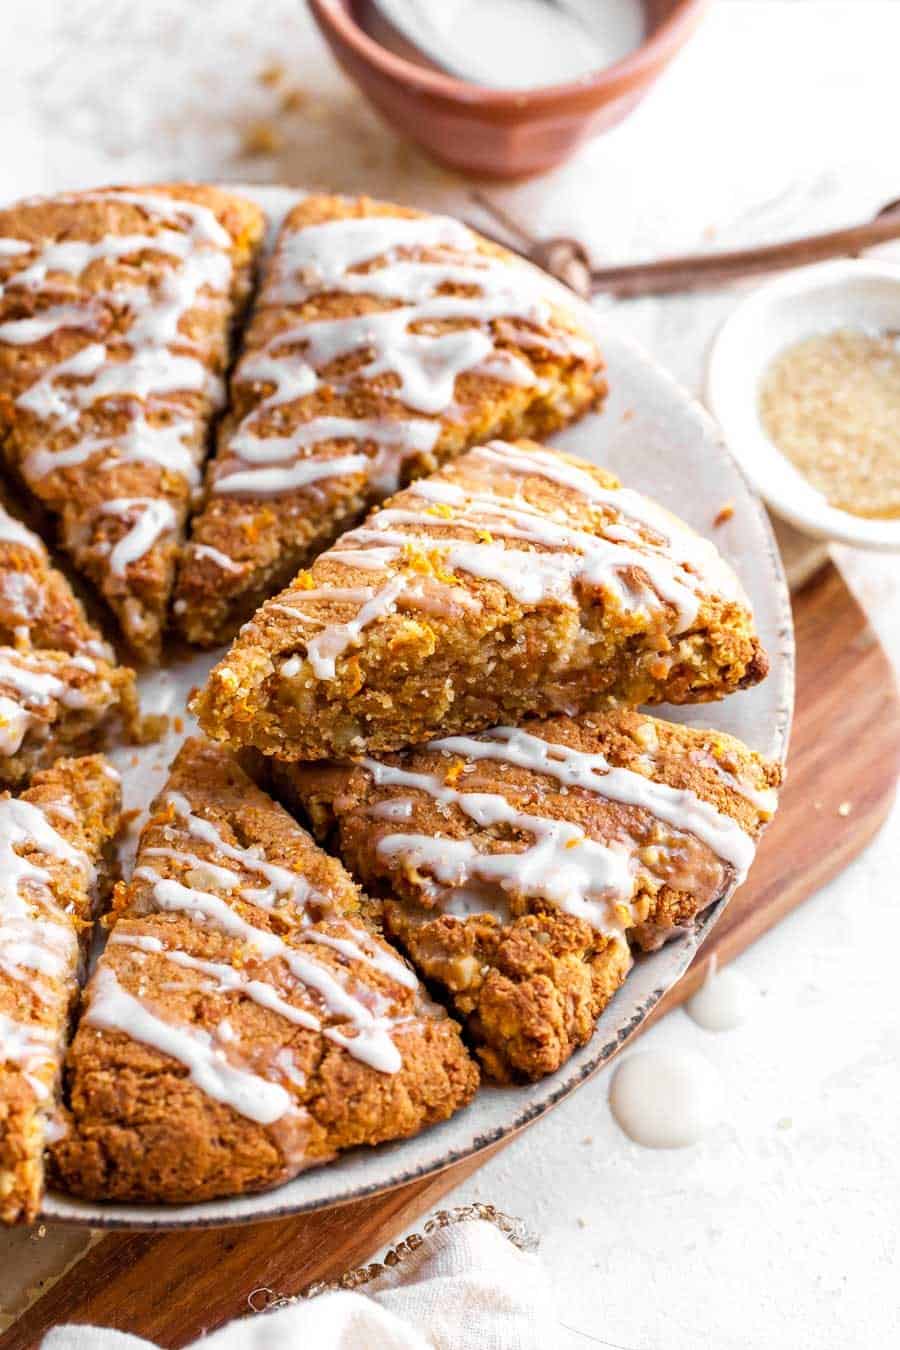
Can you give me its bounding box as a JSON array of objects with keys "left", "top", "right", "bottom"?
[{"left": 307, "top": 0, "right": 710, "bottom": 179}]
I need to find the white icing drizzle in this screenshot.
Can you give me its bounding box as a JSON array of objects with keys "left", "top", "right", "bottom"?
[
  {"left": 24, "top": 420, "right": 199, "bottom": 485},
  {"left": 363, "top": 756, "right": 634, "bottom": 934},
  {"left": 214, "top": 452, "right": 368, "bottom": 500},
  {"left": 90, "top": 782, "right": 421, "bottom": 1112},
  {"left": 304, "top": 574, "right": 407, "bottom": 680},
  {"left": 0, "top": 502, "right": 44, "bottom": 554},
  {"left": 85, "top": 965, "right": 293, "bottom": 1125},
  {"left": 0, "top": 1010, "right": 57, "bottom": 1098},
  {"left": 101, "top": 498, "right": 178, "bottom": 576},
  {"left": 0, "top": 695, "right": 33, "bottom": 756},
  {"left": 360, "top": 722, "right": 761, "bottom": 931},
  {"left": 133, "top": 867, "right": 404, "bottom": 1074},
  {"left": 111, "top": 930, "right": 321, "bottom": 1034},
  {"left": 0, "top": 649, "right": 112, "bottom": 755},
  {"left": 158, "top": 788, "right": 416, "bottom": 990},
  {"left": 430, "top": 728, "right": 758, "bottom": 878},
  {"left": 200, "top": 210, "right": 583, "bottom": 560},
  {"left": 189, "top": 543, "right": 247, "bottom": 574},
  {"left": 476, "top": 441, "right": 749, "bottom": 609},
  {"left": 0, "top": 793, "right": 92, "bottom": 1096},
  {"left": 688, "top": 748, "right": 777, "bottom": 817},
  {"left": 0, "top": 796, "right": 92, "bottom": 915},
  {"left": 278, "top": 440, "right": 745, "bottom": 683},
  {"left": 0, "top": 189, "right": 235, "bottom": 571}
]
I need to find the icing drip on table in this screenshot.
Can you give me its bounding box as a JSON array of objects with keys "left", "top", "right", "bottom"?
[
  {"left": 609, "top": 1048, "right": 724, "bottom": 1149},
  {"left": 0, "top": 794, "right": 91, "bottom": 1099},
  {"left": 87, "top": 784, "right": 424, "bottom": 1128},
  {"left": 275, "top": 440, "right": 746, "bottom": 682},
  {"left": 202, "top": 212, "right": 584, "bottom": 556},
  {"left": 0, "top": 190, "right": 234, "bottom": 573},
  {"left": 359, "top": 723, "right": 760, "bottom": 932}
]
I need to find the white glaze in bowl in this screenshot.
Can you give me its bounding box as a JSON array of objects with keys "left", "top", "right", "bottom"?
[{"left": 40, "top": 185, "right": 793, "bottom": 1228}]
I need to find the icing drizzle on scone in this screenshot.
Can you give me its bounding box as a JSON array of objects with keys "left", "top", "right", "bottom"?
[
  {"left": 356, "top": 722, "right": 772, "bottom": 940},
  {"left": 84, "top": 785, "right": 430, "bottom": 1131},
  {"left": 205, "top": 211, "right": 590, "bottom": 516},
  {"left": 0, "top": 795, "right": 94, "bottom": 1096},
  {"left": 0, "top": 191, "right": 235, "bottom": 584},
  {"left": 272, "top": 439, "right": 749, "bottom": 682}
]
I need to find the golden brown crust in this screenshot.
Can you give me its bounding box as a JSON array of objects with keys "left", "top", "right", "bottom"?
[
  {"left": 0, "top": 185, "right": 266, "bottom": 661},
  {"left": 0, "top": 755, "right": 122, "bottom": 1224},
  {"left": 52, "top": 738, "right": 478, "bottom": 1205},
  {"left": 175, "top": 195, "right": 605, "bottom": 645},
  {"left": 194, "top": 439, "right": 768, "bottom": 762},
  {"left": 276, "top": 708, "right": 781, "bottom": 1081}
]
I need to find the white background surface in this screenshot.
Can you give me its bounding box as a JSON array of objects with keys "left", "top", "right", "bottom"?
[{"left": 0, "top": 3, "right": 898, "bottom": 1347}]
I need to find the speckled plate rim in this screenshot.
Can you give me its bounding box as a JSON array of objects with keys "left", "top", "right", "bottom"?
[{"left": 40, "top": 184, "right": 794, "bottom": 1229}]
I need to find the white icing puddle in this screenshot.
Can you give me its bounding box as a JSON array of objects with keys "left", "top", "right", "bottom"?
[
  {"left": 608, "top": 1048, "right": 724, "bottom": 1149},
  {"left": 686, "top": 957, "right": 757, "bottom": 1033}
]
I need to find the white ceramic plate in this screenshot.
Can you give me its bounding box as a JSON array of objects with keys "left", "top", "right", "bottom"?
[
  {"left": 707, "top": 259, "right": 900, "bottom": 551},
  {"left": 41, "top": 185, "right": 794, "bottom": 1228}
]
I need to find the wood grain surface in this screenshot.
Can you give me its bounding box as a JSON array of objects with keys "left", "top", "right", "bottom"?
[{"left": 5, "top": 560, "right": 899, "bottom": 1350}]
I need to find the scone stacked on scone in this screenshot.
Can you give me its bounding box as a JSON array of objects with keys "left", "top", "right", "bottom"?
[
  {"left": 0, "top": 755, "right": 121, "bottom": 1224},
  {"left": 53, "top": 739, "right": 478, "bottom": 1203},
  {"left": 0, "top": 498, "right": 137, "bottom": 785},
  {"left": 276, "top": 709, "right": 781, "bottom": 1081},
  {"left": 193, "top": 439, "right": 768, "bottom": 761},
  {"left": 0, "top": 185, "right": 265, "bottom": 660},
  {"left": 175, "top": 195, "right": 606, "bottom": 644}
]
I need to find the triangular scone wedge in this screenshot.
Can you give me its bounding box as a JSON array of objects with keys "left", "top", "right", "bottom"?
[
  {"left": 0, "top": 185, "right": 266, "bottom": 660},
  {"left": 276, "top": 709, "right": 781, "bottom": 1082},
  {"left": 0, "top": 755, "right": 121, "bottom": 1224},
  {"left": 174, "top": 194, "right": 605, "bottom": 644},
  {"left": 194, "top": 439, "right": 769, "bottom": 761},
  {"left": 0, "top": 499, "right": 138, "bottom": 784},
  {"left": 52, "top": 739, "right": 478, "bottom": 1205}
]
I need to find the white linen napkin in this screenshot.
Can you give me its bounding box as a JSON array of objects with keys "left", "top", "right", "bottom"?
[{"left": 41, "top": 1208, "right": 553, "bottom": 1350}]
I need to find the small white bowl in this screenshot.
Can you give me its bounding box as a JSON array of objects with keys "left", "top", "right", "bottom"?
[{"left": 706, "top": 259, "right": 900, "bottom": 550}]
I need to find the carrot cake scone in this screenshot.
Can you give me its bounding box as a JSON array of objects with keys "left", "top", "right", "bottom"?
[
  {"left": 194, "top": 439, "right": 769, "bottom": 761},
  {"left": 278, "top": 709, "right": 781, "bottom": 1081},
  {"left": 52, "top": 738, "right": 478, "bottom": 1204},
  {"left": 0, "top": 185, "right": 266, "bottom": 660},
  {"left": 0, "top": 498, "right": 137, "bottom": 784},
  {"left": 175, "top": 195, "right": 605, "bottom": 644},
  {"left": 0, "top": 755, "right": 121, "bottom": 1224}
]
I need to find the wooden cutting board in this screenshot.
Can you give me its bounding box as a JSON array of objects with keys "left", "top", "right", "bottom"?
[{"left": 4, "top": 560, "right": 899, "bottom": 1350}]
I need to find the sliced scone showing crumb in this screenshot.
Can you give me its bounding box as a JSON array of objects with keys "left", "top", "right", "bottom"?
[
  {"left": 277, "top": 708, "right": 781, "bottom": 1081},
  {"left": 194, "top": 439, "right": 769, "bottom": 762},
  {"left": 0, "top": 498, "right": 138, "bottom": 783},
  {"left": 0, "top": 646, "right": 137, "bottom": 787},
  {"left": 0, "top": 755, "right": 121, "bottom": 1225},
  {"left": 52, "top": 738, "right": 477, "bottom": 1205},
  {"left": 175, "top": 194, "right": 605, "bottom": 644},
  {"left": 0, "top": 185, "right": 266, "bottom": 660}
]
